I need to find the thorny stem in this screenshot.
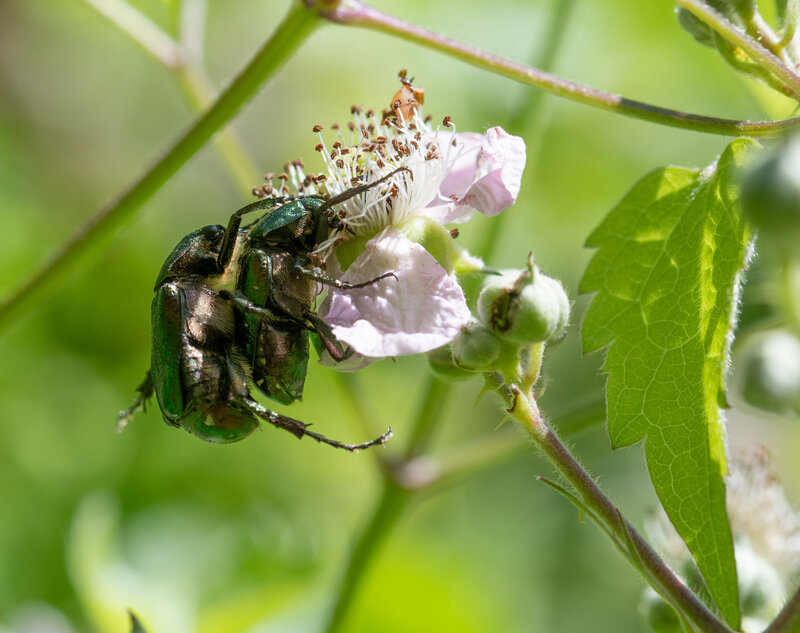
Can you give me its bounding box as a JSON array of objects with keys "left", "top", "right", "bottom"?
[
  {"left": 0, "top": 1, "right": 319, "bottom": 334},
  {"left": 323, "top": 1, "right": 800, "bottom": 137},
  {"left": 496, "top": 378, "right": 735, "bottom": 633},
  {"left": 674, "top": 0, "right": 800, "bottom": 98}
]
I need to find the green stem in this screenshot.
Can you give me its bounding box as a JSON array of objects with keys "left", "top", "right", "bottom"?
[
  {"left": 176, "top": 66, "right": 261, "bottom": 192},
  {"left": 507, "top": 0, "right": 576, "bottom": 134},
  {"left": 78, "top": 0, "right": 259, "bottom": 202},
  {"left": 713, "top": 31, "right": 796, "bottom": 97},
  {"left": 323, "top": 481, "right": 409, "bottom": 633},
  {"left": 500, "top": 381, "right": 734, "bottom": 633},
  {"left": 322, "top": 379, "right": 449, "bottom": 633},
  {"left": 399, "top": 428, "right": 523, "bottom": 491},
  {"left": 0, "top": 2, "right": 319, "bottom": 335},
  {"left": 674, "top": 0, "right": 800, "bottom": 98},
  {"left": 777, "top": 0, "right": 799, "bottom": 51},
  {"left": 402, "top": 378, "right": 451, "bottom": 458},
  {"left": 324, "top": 1, "right": 800, "bottom": 137},
  {"left": 79, "top": 0, "right": 181, "bottom": 67}
]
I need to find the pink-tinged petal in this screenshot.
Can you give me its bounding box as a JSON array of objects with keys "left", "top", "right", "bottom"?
[
  {"left": 437, "top": 132, "right": 485, "bottom": 202},
  {"left": 320, "top": 229, "right": 471, "bottom": 358},
  {"left": 462, "top": 127, "right": 526, "bottom": 217},
  {"left": 438, "top": 127, "right": 526, "bottom": 222}
]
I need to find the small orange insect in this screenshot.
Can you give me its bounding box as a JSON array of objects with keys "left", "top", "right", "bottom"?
[{"left": 391, "top": 69, "right": 425, "bottom": 122}]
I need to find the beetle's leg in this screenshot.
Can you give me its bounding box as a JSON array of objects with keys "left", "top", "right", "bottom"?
[
  {"left": 117, "top": 371, "right": 154, "bottom": 432},
  {"left": 218, "top": 290, "right": 298, "bottom": 326},
  {"left": 225, "top": 353, "right": 391, "bottom": 451},
  {"left": 318, "top": 166, "right": 410, "bottom": 212},
  {"left": 243, "top": 396, "right": 392, "bottom": 451},
  {"left": 294, "top": 260, "right": 397, "bottom": 290},
  {"left": 216, "top": 195, "right": 297, "bottom": 272},
  {"left": 301, "top": 311, "right": 353, "bottom": 362}
]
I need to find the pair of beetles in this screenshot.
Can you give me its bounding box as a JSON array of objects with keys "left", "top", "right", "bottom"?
[{"left": 119, "top": 171, "right": 404, "bottom": 450}]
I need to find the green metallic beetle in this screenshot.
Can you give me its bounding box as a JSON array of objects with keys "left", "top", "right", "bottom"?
[
  {"left": 118, "top": 171, "right": 403, "bottom": 449},
  {"left": 230, "top": 195, "right": 393, "bottom": 406}
]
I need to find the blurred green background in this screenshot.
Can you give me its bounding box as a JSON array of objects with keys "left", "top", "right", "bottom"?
[{"left": 0, "top": 1, "right": 798, "bottom": 632}]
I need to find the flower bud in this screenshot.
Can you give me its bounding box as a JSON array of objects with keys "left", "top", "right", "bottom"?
[
  {"left": 676, "top": 8, "right": 715, "bottom": 47},
  {"left": 677, "top": 1, "right": 749, "bottom": 47},
  {"left": 477, "top": 261, "right": 570, "bottom": 344},
  {"left": 741, "top": 135, "right": 800, "bottom": 256},
  {"left": 451, "top": 321, "right": 502, "bottom": 371},
  {"left": 427, "top": 344, "right": 475, "bottom": 381},
  {"left": 736, "top": 330, "right": 800, "bottom": 416}
]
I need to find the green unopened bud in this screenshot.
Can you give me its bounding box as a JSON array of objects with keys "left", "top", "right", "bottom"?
[
  {"left": 736, "top": 330, "right": 800, "bottom": 416},
  {"left": 477, "top": 259, "right": 570, "bottom": 344},
  {"left": 741, "top": 136, "right": 800, "bottom": 256},
  {"left": 676, "top": 1, "right": 749, "bottom": 47},
  {"left": 677, "top": 8, "right": 715, "bottom": 46},
  {"left": 427, "top": 344, "right": 476, "bottom": 381},
  {"left": 451, "top": 321, "right": 502, "bottom": 371}
]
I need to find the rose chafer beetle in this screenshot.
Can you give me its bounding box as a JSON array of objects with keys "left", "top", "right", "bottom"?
[{"left": 119, "top": 170, "right": 403, "bottom": 450}]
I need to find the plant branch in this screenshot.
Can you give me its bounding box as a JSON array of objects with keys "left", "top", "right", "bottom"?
[
  {"left": 0, "top": 1, "right": 320, "bottom": 334},
  {"left": 322, "top": 481, "right": 409, "bottom": 633},
  {"left": 79, "top": 0, "right": 259, "bottom": 197},
  {"left": 322, "top": 1, "right": 800, "bottom": 137},
  {"left": 674, "top": 0, "right": 800, "bottom": 98},
  {"left": 80, "top": 0, "right": 182, "bottom": 68},
  {"left": 322, "top": 379, "right": 450, "bottom": 633},
  {"left": 495, "top": 378, "right": 735, "bottom": 633},
  {"left": 778, "top": 0, "right": 799, "bottom": 51}
]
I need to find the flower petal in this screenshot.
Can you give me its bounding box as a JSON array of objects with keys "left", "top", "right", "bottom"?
[
  {"left": 320, "top": 229, "right": 471, "bottom": 358},
  {"left": 439, "top": 127, "right": 526, "bottom": 221}
]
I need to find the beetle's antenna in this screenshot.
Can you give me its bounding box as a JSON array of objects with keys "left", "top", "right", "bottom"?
[{"left": 319, "top": 166, "right": 410, "bottom": 212}]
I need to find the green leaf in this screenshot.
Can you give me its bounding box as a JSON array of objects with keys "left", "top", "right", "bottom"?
[{"left": 580, "top": 139, "right": 755, "bottom": 628}]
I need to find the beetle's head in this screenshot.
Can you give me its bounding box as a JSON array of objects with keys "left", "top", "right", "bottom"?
[
  {"left": 183, "top": 402, "right": 258, "bottom": 444},
  {"left": 292, "top": 198, "right": 334, "bottom": 251},
  {"left": 155, "top": 225, "right": 225, "bottom": 287}
]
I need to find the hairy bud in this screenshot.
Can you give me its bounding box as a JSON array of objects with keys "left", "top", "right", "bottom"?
[{"left": 476, "top": 259, "right": 570, "bottom": 344}]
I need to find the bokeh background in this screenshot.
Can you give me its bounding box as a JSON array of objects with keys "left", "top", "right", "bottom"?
[{"left": 0, "top": 1, "right": 798, "bottom": 632}]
